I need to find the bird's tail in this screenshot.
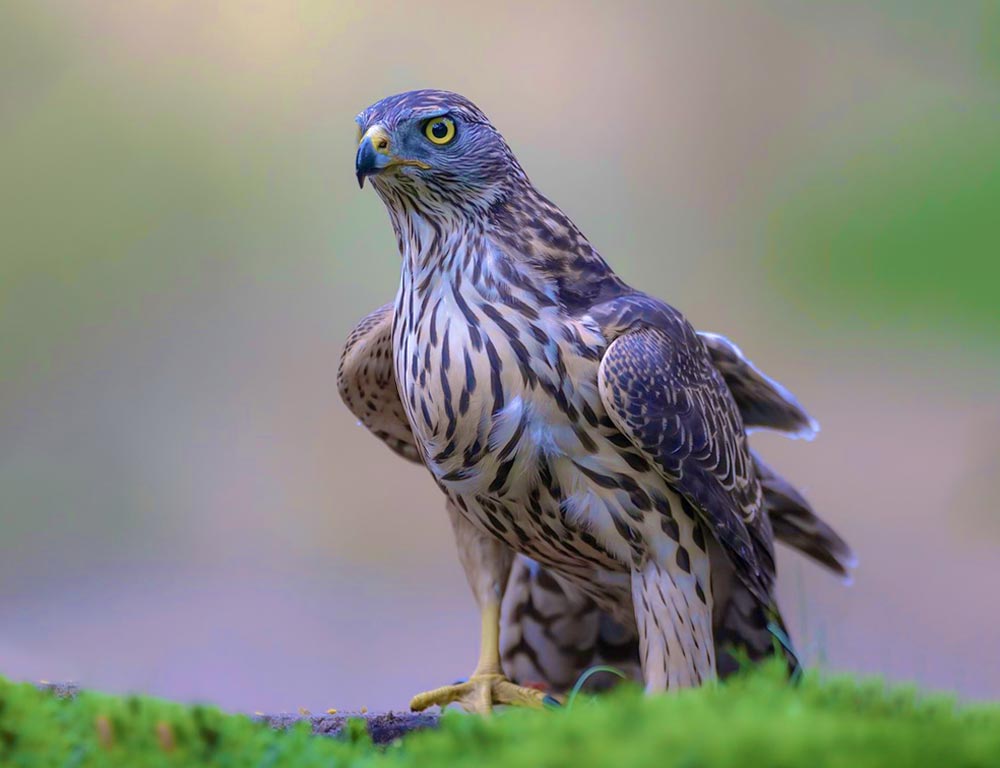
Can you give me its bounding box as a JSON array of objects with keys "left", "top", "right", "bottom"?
[
  {"left": 755, "top": 453, "right": 856, "bottom": 580},
  {"left": 499, "top": 558, "right": 642, "bottom": 693},
  {"left": 712, "top": 567, "right": 800, "bottom": 678}
]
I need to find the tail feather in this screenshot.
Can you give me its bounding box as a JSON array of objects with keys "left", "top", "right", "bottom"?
[
  {"left": 700, "top": 330, "right": 855, "bottom": 578},
  {"left": 500, "top": 558, "right": 635, "bottom": 692},
  {"left": 713, "top": 583, "right": 800, "bottom": 678},
  {"left": 755, "top": 453, "right": 857, "bottom": 580}
]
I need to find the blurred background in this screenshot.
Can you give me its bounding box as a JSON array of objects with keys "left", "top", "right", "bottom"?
[{"left": 1, "top": 1, "right": 998, "bottom": 712}]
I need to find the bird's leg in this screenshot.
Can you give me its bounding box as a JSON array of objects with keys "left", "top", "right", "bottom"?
[
  {"left": 631, "top": 556, "right": 715, "bottom": 692},
  {"left": 409, "top": 600, "right": 553, "bottom": 713},
  {"left": 409, "top": 501, "right": 557, "bottom": 714}
]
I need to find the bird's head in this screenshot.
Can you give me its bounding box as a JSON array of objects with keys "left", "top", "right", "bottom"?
[{"left": 355, "top": 90, "right": 524, "bottom": 215}]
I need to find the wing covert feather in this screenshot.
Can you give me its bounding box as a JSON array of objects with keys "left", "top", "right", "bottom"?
[
  {"left": 597, "top": 321, "right": 772, "bottom": 600},
  {"left": 337, "top": 303, "right": 421, "bottom": 463}
]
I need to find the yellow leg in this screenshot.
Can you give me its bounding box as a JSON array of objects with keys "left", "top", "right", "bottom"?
[{"left": 409, "top": 602, "right": 560, "bottom": 714}]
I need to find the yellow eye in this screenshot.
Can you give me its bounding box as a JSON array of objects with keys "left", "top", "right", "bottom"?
[{"left": 424, "top": 117, "right": 456, "bottom": 145}]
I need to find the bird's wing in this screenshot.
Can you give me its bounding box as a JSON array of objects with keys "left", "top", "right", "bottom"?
[
  {"left": 337, "top": 303, "right": 422, "bottom": 463},
  {"left": 697, "top": 332, "right": 818, "bottom": 439},
  {"left": 595, "top": 296, "right": 774, "bottom": 601}
]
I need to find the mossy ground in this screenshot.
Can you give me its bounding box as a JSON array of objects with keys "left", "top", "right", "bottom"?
[{"left": 2, "top": 666, "right": 998, "bottom": 767}]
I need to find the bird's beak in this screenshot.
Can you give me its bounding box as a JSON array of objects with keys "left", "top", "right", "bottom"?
[
  {"left": 355, "top": 125, "right": 388, "bottom": 188},
  {"left": 355, "top": 125, "right": 430, "bottom": 189}
]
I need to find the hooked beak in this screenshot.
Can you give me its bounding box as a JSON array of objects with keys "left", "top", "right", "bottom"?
[{"left": 355, "top": 125, "right": 430, "bottom": 189}]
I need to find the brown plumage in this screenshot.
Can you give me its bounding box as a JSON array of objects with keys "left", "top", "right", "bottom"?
[{"left": 343, "top": 90, "right": 853, "bottom": 708}]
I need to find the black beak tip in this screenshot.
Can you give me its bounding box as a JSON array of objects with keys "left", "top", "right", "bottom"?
[{"left": 355, "top": 139, "right": 377, "bottom": 190}]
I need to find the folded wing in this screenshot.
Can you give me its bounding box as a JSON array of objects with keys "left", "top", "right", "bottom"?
[{"left": 596, "top": 314, "right": 773, "bottom": 602}]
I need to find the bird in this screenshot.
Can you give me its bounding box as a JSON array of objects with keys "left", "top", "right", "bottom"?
[{"left": 342, "top": 89, "right": 853, "bottom": 712}]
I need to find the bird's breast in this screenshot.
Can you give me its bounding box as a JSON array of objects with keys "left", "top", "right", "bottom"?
[
  {"left": 392, "top": 274, "right": 607, "bottom": 500},
  {"left": 393, "top": 266, "right": 698, "bottom": 576}
]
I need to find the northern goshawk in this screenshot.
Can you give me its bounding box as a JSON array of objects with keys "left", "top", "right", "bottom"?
[{"left": 340, "top": 90, "right": 853, "bottom": 712}]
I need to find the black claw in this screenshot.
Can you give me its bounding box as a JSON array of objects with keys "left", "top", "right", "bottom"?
[{"left": 543, "top": 695, "right": 562, "bottom": 708}]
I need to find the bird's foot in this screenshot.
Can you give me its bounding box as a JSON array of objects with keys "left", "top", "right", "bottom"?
[{"left": 409, "top": 673, "right": 560, "bottom": 715}]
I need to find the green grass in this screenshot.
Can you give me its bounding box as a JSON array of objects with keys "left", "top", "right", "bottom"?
[{"left": 3, "top": 667, "right": 999, "bottom": 767}]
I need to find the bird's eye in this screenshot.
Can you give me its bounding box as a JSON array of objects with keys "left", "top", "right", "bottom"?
[{"left": 424, "top": 117, "right": 456, "bottom": 145}]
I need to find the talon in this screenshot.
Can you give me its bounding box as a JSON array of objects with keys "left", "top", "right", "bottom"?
[{"left": 410, "top": 673, "right": 549, "bottom": 715}]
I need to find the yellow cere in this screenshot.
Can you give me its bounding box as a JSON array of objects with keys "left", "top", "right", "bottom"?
[{"left": 425, "top": 116, "right": 456, "bottom": 145}]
